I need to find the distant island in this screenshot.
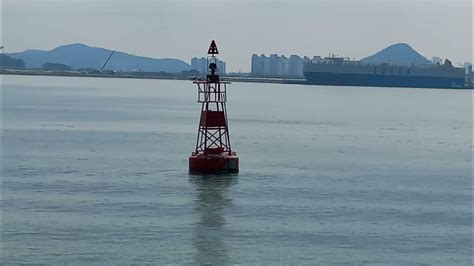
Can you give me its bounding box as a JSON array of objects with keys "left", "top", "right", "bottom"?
[
  {"left": 5, "top": 43, "right": 191, "bottom": 73},
  {"left": 361, "top": 43, "right": 431, "bottom": 65},
  {"left": 1, "top": 54, "right": 26, "bottom": 69}
]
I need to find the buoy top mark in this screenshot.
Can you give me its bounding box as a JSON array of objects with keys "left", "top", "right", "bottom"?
[{"left": 207, "top": 40, "right": 219, "bottom": 55}]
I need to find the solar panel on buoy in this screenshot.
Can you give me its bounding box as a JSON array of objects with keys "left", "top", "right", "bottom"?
[{"left": 189, "top": 40, "right": 239, "bottom": 174}]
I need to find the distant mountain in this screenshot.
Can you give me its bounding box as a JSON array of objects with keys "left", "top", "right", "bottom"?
[
  {"left": 1, "top": 54, "right": 25, "bottom": 69},
  {"left": 7, "top": 43, "right": 191, "bottom": 73},
  {"left": 361, "top": 43, "right": 431, "bottom": 65}
]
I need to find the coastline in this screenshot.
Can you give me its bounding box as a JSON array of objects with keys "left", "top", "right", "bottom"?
[
  {"left": 0, "top": 69, "right": 308, "bottom": 85},
  {"left": 1, "top": 69, "right": 472, "bottom": 89}
]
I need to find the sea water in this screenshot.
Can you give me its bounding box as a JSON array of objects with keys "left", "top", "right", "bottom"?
[{"left": 1, "top": 75, "right": 472, "bottom": 264}]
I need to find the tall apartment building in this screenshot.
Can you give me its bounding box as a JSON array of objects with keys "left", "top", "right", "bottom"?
[
  {"left": 251, "top": 54, "right": 305, "bottom": 78},
  {"left": 251, "top": 54, "right": 264, "bottom": 76}
]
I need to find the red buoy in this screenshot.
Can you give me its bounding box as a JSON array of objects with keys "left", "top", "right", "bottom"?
[{"left": 189, "top": 40, "right": 239, "bottom": 174}]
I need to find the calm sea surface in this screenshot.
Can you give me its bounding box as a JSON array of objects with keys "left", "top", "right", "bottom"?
[{"left": 1, "top": 75, "right": 472, "bottom": 264}]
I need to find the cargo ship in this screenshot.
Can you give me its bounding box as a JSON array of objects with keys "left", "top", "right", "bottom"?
[{"left": 303, "top": 57, "right": 468, "bottom": 89}]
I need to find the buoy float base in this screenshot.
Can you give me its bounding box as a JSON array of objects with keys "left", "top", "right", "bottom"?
[{"left": 189, "top": 153, "right": 239, "bottom": 174}]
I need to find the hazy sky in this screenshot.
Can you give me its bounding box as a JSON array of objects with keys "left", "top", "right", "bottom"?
[{"left": 2, "top": 0, "right": 472, "bottom": 72}]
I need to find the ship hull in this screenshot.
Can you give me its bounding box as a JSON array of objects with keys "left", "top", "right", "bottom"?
[{"left": 304, "top": 72, "right": 466, "bottom": 89}]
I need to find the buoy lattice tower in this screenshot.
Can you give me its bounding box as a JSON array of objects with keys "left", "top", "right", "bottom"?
[{"left": 189, "top": 40, "right": 239, "bottom": 173}]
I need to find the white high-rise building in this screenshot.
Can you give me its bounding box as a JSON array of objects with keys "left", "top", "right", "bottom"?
[
  {"left": 251, "top": 54, "right": 263, "bottom": 76},
  {"left": 270, "top": 54, "right": 283, "bottom": 76},
  {"left": 289, "top": 55, "right": 303, "bottom": 77},
  {"left": 217, "top": 60, "right": 226, "bottom": 74},
  {"left": 251, "top": 54, "right": 306, "bottom": 77},
  {"left": 262, "top": 55, "right": 271, "bottom": 77},
  {"left": 282, "top": 55, "right": 290, "bottom": 77}
]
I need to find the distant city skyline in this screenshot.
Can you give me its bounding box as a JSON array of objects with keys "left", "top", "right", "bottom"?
[
  {"left": 251, "top": 54, "right": 306, "bottom": 78},
  {"left": 3, "top": 0, "right": 472, "bottom": 72},
  {"left": 191, "top": 57, "right": 226, "bottom": 74}
]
